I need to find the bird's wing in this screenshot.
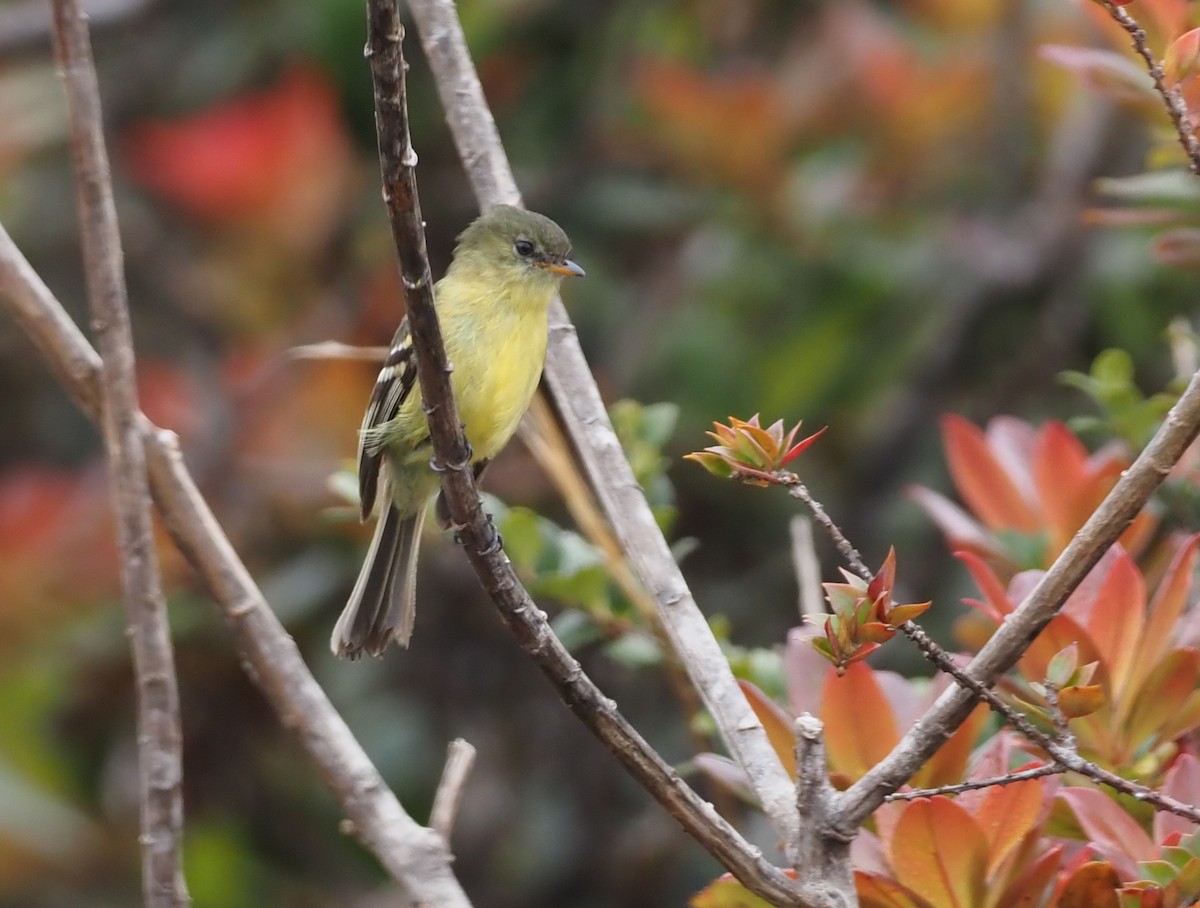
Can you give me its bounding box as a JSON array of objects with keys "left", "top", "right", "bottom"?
[{"left": 357, "top": 318, "right": 419, "bottom": 520}]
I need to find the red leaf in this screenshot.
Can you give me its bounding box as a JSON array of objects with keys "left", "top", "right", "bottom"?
[
  {"left": 957, "top": 551, "right": 1017, "bottom": 621},
  {"left": 869, "top": 547, "right": 897, "bottom": 602},
  {"left": 1058, "top": 788, "right": 1156, "bottom": 879},
  {"left": 1156, "top": 754, "right": 1200, "bottom": 843},
  {"left": 123, "top": 66, "right": 353, "bottom": 243}
]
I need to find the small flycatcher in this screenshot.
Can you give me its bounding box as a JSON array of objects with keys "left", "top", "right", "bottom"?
[{"left": 333, "top": 205, "right": 584, "bottom": 658}]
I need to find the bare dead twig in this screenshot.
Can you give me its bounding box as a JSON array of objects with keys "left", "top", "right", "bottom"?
[
  {"left": 430, "top": 739, "right": 476, "bottom": 842},
  {"left": 406, "top": 0, "right": 803, "bottom": 859},
  {"left": 364, "top": 5, "right": 823, "bottom": 904},
  {"left": 0, "top": 221, "right": 473, "bottom": 905},
  {"left": 884, "top": 763, "right": 1064, "bottom": 802},
  {"left": 49, "top": 4, "right": 187, "bottom": 903},
  {"left": 781, "top": 480, "right": 870, "bottom": 582}
]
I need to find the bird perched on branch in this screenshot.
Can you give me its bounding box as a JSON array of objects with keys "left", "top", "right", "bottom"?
[{"left": 333, "top": 205, "right": 585, "bottom": 658}]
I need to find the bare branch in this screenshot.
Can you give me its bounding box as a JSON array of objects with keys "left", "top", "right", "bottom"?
[
  {"left": 49, "top": 4, "right": 186, "bottom": 903},
  {"left": 793, "top": 717, "right": 854, "bottom": 908},
  {"left": 884, "top": 763, "right": 1064, "bottom": 801},
  {"left": 363, "top": 6, "right": 832, "bottom": 903},
  {"left": 430, "top": 739, "right": 476, "bottom": 842},
  {"left": 0, "top": 223, "right": 473, "bottom": 906},
  {"left": 781, "top": 479, "right": 870, "bottom": 582},
  {"left": 1098, "top": 0, "right": 1200, "bottom": 174},
  {"left": 834, "top": 364, "right": 1200, "bottom": 833},
  {"left": 407, "top": 0, "right": 802, "bottom": 856}
]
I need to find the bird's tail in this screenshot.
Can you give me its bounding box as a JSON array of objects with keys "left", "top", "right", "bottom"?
[{"left": 331, "top": 501, "right": 425, "bottom": 658}]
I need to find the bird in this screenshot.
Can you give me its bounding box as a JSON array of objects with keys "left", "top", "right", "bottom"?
[{"left": 332, "top": 205, "right": 584, "bottom": 658}]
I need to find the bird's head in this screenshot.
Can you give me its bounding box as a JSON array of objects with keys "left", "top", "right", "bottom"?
[{"left": 453, "top": 205, "right": 585, "bottom": 290}]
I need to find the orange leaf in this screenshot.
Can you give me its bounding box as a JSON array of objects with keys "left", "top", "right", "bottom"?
[
  {"left": 1031, "top": 422, "right": 1091, "bottom": 553},
  {"left": 911, "top": 703, "right": 988, "bottom": 790},
  {"left": 820, "top": 662, "right": 899, "bottom": 781},
  {"left": 856, "top": 872, "right": 934, "bottom": 908},
  {"left": 1083, "top": 549, "right": 1146, "bottom": 703},
  {"left": 1054, "top": 861, "right": 1120, "bottom": 908},
  {"left": 892, "top": 797, "right": 988, "bottom": 908},
  {"left": 1122, "top": 648, "right": 1200, "bottom": 749},
  {"left": 1133, "top": 534, "right": 1200, "bottom": 693},
  {"left": 1156, "top": 689, "right": 1200, "bottom": 745},
  {"left": 941, "top": 415, "right": 1040, "bottom": 533},
  {"left": 973, "top": 774, "right": 1049, "bottom": 878},
  {"left": 1058, "top": 685, "right": 1105, "bottom": 719},
  {"left": 1165, "top": 27, "right": 1200, "bottom": 84},
  {"left": 738, "top": 680, "right": 797, "bottom": 777}
]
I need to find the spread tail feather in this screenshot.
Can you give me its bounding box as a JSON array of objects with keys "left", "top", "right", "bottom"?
[{"left": 332, "top": 502, "right": 425, "bottom": 658}]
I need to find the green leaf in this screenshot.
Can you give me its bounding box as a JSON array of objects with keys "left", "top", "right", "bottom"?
[{"left": 603, "top": 632, "right": 663, "bottom": 668}]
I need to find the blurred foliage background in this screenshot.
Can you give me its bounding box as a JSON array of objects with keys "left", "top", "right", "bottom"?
[{"left": 1, "top": 0, "right": 1198, "bottom": 905}]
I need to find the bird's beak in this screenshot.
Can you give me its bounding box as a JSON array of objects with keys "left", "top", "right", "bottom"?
[{"left": 539, "top": 259, "right": 586, "bottom": 278}]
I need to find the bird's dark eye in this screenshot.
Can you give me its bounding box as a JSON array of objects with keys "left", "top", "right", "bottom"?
[{"left": 514, "top": 239, "right": 535, "bottom": 257}]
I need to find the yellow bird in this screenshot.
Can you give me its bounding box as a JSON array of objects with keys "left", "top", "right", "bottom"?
[{"left": 333, "top": 205, "right": 584, "bottom": 658}]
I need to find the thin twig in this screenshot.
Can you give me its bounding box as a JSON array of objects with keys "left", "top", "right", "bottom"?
[
  {"left": 430, "top": 739, "right": 476, "bottom": 842},
  {"left": 883, "top": 763, "right": 1064, "bottom": 801},
  {"left": 288, "top": 341, "right": 390, "bottom": 362},
  {"left": 780, "top": 479, "right": 870, "bottom": 581},
  {"left": 774, "top": 452, "right": 1200, "bottom": 827},
  {"left": 789, "top": 517, "right": 826, "bottom": 622},
  {"left": 1098, "top": 0, "right": 1200, "bottom": 174},
  {"left": 0, "top": 222, "right": 473, "bottom": 906},
  {"left": 364, "top": 5, "right": 819, "bottom": 904},
  {"left": 407, "top": 0, "right": 803, "bottom": 859},
  {"left": 49, "top": 5, "right": 187, "bottom": 904},
  {"left": 1042, "top": 683, "right": 1076, "bottom": 751}
]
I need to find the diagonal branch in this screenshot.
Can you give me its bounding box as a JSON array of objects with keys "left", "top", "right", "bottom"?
[
  {"left": 0, "top": 221, "right": 473, "bottom": 906},
  {"left": 363, "top": 3, "right": 822, "bottom": 904},
  {"left": 49, "top": 4, "right": 186, "bottom": 903},
  {"left": 406, "top": 0, "right": 802, "bottom": 855},
  {"left": 833, "top": 363, "right": 1200, "bottom": 833},
  {"left": 1098, "top": 0, "right": 1200, "bottom": 174}
]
